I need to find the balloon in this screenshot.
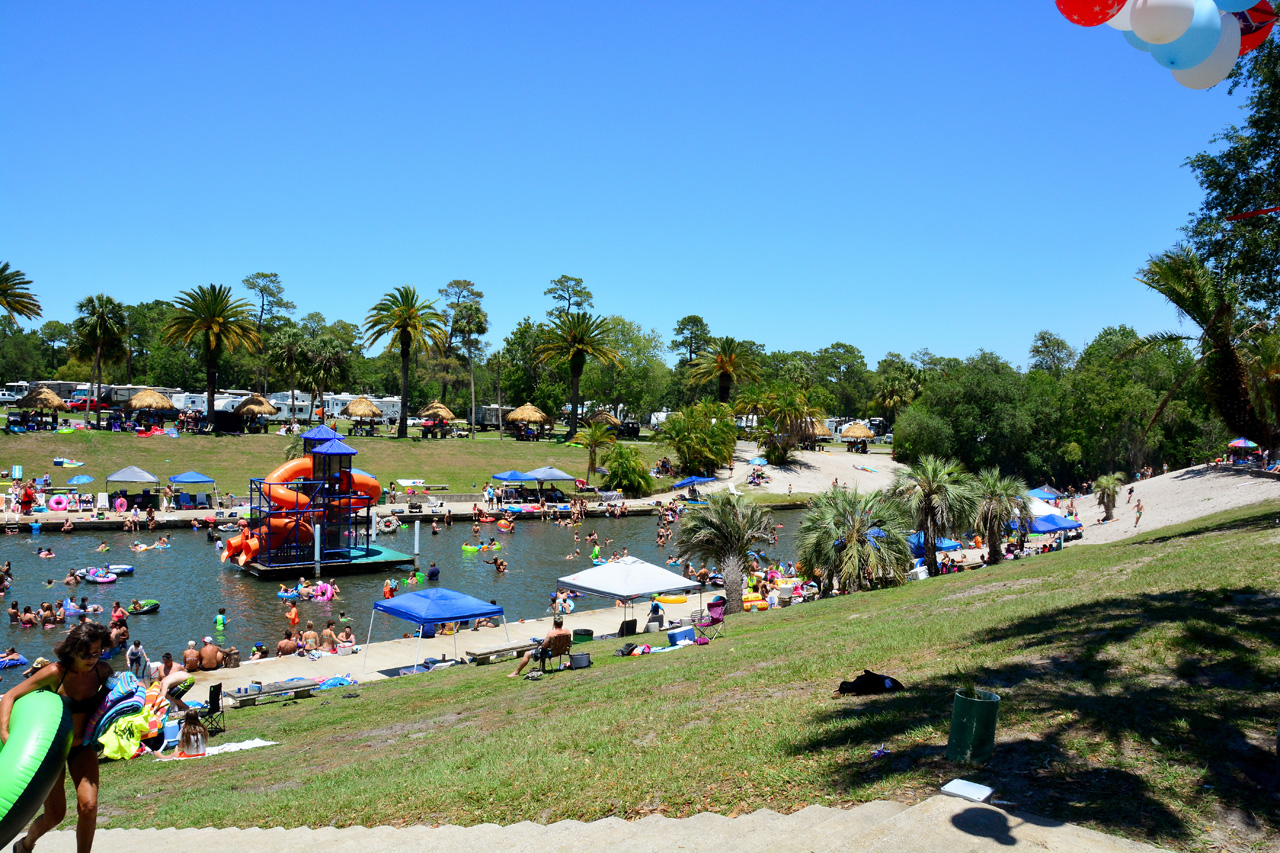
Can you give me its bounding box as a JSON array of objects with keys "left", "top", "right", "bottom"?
[
  {"left": 1057, "top": 0, "right": 1129, "bottom": 26},
  {"left": 1173, "top": 13, "right": 1243, "bottom": 88},
  {"left": 1216, "top": 0, "right": 1257, "bottom": 11},
  {"left": 1237, "top": 1, "right": 1275, "bottom": 55},
  {"left": 1131, "top": 0, "right": 1197, "bottom": 43},
  {"left": 1107, "top": 0, "right": 1138, "bottom": 29},
  {"left": 1125, "top": 28, "right": 1156, "bottom": 49},
  {"left": 1150, "top": 0, "right": 1223, "bottom": 67}
]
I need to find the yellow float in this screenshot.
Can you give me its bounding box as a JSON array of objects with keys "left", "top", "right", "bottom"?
[
  {"left": 742, "top": 593, "right": 769, "bottom": 612},
  {"left": 655, "top": 595, "right": 686, "bottom": 604}
]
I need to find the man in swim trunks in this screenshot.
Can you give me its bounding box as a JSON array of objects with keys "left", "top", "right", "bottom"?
[
  {"left": 197, "top": 636, "right": 225, "bottom": 670},
  {"left": 508, "top": 615, "right": 571, "bottom": 678},
  {"left": 276, "top": 630, "right": 299, "bottom": 657}
]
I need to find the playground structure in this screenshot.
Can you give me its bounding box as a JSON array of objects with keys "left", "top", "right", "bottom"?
[{"left": 222, "top": 425, "right": 382, "bottom": 573}]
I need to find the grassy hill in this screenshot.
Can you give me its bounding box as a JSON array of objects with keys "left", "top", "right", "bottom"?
[{"left": 94, "top": 499, "right": 1280, "bottom": 850}]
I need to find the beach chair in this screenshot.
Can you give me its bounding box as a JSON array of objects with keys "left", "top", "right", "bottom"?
[
  {"left": 694, "top": 600, "right": 726, "bottom": 641},
  {"left": 96, "top": 493, "right": 109, "bottom": 511},
  {"left": 177, "top": 492, "right": 195, "bottom": 510},
  {"left": 196, "top": 683, "right": 226, "bottom": 736},
  {"left": 195, "top": 493, "right": 210, "bottom": 509},
  {"left": 537, "top": 632, "right": 575, "bottom": 674}
]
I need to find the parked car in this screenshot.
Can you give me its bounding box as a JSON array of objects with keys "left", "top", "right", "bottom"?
[
  {"left": 65, "top": 398, "right": 107, "bottom": 412},
  {"left": 404, "top": 417, "right": 425, "bottom": 428}
]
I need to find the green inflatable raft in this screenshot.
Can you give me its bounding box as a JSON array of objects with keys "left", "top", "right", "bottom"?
[{"left": 0, "top": 690, "right": 73, "bottom": 847}]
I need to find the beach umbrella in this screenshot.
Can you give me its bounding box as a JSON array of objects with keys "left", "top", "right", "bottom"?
[
  {"left": 1228, "top": 437, "right": 1259, "bottom": 448},
  {"left": 505, "top": 402, "right": 549, "bottom": 424},
  {"left": 14, "top": 385, "right": 69, "bottom": 412},
  {"left": 232, "top": 394, "right": 280, "bottom": 417},
  {"left": 840, "top": 422, "right": 874, "bottom": 440},
  {"left": 672, "top": 475, "right": 717, "bottom": 489},
  {"left": 525, "top": 466, "right": 576, "bottom": 481},
  {"left": 121, "top": 389, "right": 177, "bottom": 414},
  {"left": 340, "top": 396, "right": 383, "bottom": 419},
  {"left": 587, "top": 410, "right": 621, "bottom": 427},
  {"left": 417, "top": 400, "right": 456, "bottom": 420},
  {"left": 67, "top": 475, "right": 94, "bottom": 485},
  {"left": 748, "top": 457, "right": 768, "bottom": 466}
]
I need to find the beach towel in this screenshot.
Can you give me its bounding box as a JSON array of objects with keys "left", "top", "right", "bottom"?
[{"left": 155, "top": 739, "right": 277, "bottom": 760}]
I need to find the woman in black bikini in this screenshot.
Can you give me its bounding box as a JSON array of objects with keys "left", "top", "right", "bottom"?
[{"left": 0, "top": 621, "right": 113, "bottom": 853}]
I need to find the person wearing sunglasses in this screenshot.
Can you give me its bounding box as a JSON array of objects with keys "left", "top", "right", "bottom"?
[{"left": 1, "top": 620, "right": 113, "bottom": 853}]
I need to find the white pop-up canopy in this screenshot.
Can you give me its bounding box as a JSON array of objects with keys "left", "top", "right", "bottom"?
[{"left": 559, "top": 556, "right": 700, "bottom": 602}]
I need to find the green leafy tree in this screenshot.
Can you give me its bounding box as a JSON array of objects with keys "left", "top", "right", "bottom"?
[
  {"left": 535, "top": 311, "right": 620, "bottom": 438},
  {"left": 544, "top": 275, "right": 593, "bottom": 318},
  {"left": 72, "top": 295, "right": 127, "bottom": 428},
  {"left": 889, "top": 455, "right": 979, "bottom": 577},
  {"left": 269, "top": 324, "right": 309, "bottom": 422},
  {"left": 242, "top": 272, "right": 295, "bottom": 393},
  {"left": 0, "top": 262, "right": 42, "bottom": 323},
  {"left": 688, "top": 337, "right": 763, "bottom": 404},
  {"left": 0, "top": 319, "right": 49, "bottom": 384},
  {"left": 601, "top": 443, "right": 654, "bottom": 498},
  {"left": 363, "top": 286, "right": 448, "bottom": 439},
  {"left": 37, "top": 320, "right": 72, "bottom": 375},
  {"left": 795, "top": 488, "right": 912, "bottom": 593},
  {"left": 813, "top": 343, "right": 870, "bottom": 417},
  {"left": 579, "top": 422, "right": 616, "bottom": 484},
  {"left": 438, "top": 283, "right": 488, "bottom": 439},
  {"left": 301, "top": 335, "right": 350, "bottom": 419},
  {"left": 973, "top": 468, "right": 1031, "bottom": 565},
  {"left": 1093, "top": 472, "right": 1126, "bottom": 521},
  {"left": 161, "top": 285, "right": 260, "bottom": 424},
  {"left": 656, "top": 402, "right": 738, "bottom": 474},
  {"left": 675, "top": 493, "right": 774, "bottom": 615},
  {"left": 580, "top": 317, "right": 671, "bottom": 424},
  {"left": 669, "top": 315, "right": 712, "bottom": 364},
  {"left": 1028, "top": 330, "right": 1078, "bottom": 377}
]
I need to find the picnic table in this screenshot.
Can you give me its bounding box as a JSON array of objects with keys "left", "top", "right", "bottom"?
[
  {"left": 466, "top": 640, "right": 539, "bottom": 665},
  {"left": 227, "top": 678, "right": 321, "bottom": 708}
]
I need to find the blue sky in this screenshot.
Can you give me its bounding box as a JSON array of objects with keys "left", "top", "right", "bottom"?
[{"left": 0, "top": 2, "right": 1251, "bottom": 369}]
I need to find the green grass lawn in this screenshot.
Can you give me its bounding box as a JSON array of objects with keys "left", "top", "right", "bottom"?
[
  {"left": 93, "top": 499, "right": 1280, "bottom": 850},
  {"left": 0, "top": 430, "right": 666, "bottom": 494}
]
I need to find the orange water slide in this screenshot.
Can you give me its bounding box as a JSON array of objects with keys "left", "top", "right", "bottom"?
[{"left": 222, "top": 516, "right": 315, "bottom": 564}]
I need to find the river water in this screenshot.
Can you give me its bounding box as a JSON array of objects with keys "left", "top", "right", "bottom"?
[{"left": 1, "top": 511, "right": 799, "bottom": 669}]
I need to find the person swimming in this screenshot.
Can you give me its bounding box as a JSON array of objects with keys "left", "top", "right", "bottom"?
[{"left": 96, "top": 541, "right": 109, "bottom": 552}]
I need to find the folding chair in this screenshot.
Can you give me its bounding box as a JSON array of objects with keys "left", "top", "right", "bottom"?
[
  {"left": 196, "top": 683, "right": 226, "bottom": 736},
  {"left": 96, "top": 493, "right": 109, "bottom": 511},
  {"left": 195, "top": 493, "right": 210, "bottom": 509},
  {"left": 537, "top": 632, "right": 575, "bottom": 673},
  {"left": 694, "top": 600, "right": 726, "bottom": 641},
  {"left": 177, "top": 492, "right": 195, "bottom": 510}
]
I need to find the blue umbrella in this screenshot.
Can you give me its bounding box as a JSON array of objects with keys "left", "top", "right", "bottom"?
[
  {"left": 907, "top": 531, "right": 962, "bottom": 558},
  {"left": 673, "top": 475, "right": 717, "bottom": 489},
  {"left": 67, "top": 475, "right": 94, "bottom": 485},
  {"left": 748, "top": 457, "right": 768, "bottom": 465}
]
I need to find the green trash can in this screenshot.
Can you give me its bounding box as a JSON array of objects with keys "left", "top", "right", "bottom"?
[
  {"left": 572, "top": 628, "right": 593, "bottom": 645},
  {"left": 946, "top": 689, "right": 1000, "bottom": 764}
]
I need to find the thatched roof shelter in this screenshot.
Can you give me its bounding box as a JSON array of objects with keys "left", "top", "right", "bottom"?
[
  {"left": 417, "top": 400, "right": 456, "bottom": 421},
  {"left": 340, "top": 396, "right": 383, "bottom": 419},
  {"left": 505, "top": 402, "right": 550, "bottom": 424},
  {"left": 122, "top": 389, "right": 177, "bottom": 414},
  {"left": 803, "top": 418, "right": 833, "bottom": 438},
  {"left": 232, "top": 394, "right": 280, "bottom": 417},
  {"left": 840, "top": 422, "right": 874, "bottom": 440},
  {"left": 15, "top": 386, "right": 69, "bottom": 411},
  {"left": 587, "top": 410, "right": 621, "bottom": 427}
]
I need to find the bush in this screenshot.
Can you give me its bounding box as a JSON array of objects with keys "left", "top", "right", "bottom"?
[{"left": 601, "top": 444, "right": 655, "bottom": 497}]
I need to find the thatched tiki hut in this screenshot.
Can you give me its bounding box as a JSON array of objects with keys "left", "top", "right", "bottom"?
[
  {"left": 232, "top": 394, "right": 279, "bottom": 432},
  {"left": 417, "top": 401, "right": 455, "bottom": 438},
  {"left": 122, "top": 390, "right": 178, "bottom": 427},
  {"left": 13, "top": 385, "right": 69, "bottom": 431},
  {"left": 340, "top": 396, "right": 383, "bottom": 435},
  {"left": 839, "top": 421, "right": 874, "bottom": 452},
  {"left": 587, "top": 410, "right": 621, "bottom": 427},
  {"left": 505, "top": 402, "right": 550, "bottom": 440}
]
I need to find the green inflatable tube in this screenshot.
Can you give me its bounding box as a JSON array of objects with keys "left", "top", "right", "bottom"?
[{"left": 0, "top": 690, "right": 72, "bottom": 847}]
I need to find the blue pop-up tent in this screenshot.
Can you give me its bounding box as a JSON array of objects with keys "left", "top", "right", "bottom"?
[
  {"left": 1027, "top": 488, "right": 1058, "bottom": 501},
  {"left": 364, "top": 587, "right": 508, "bottom": 676},
  {"left": 492, "top": 470, "right": 537, "bottom": 482},
  {"left": 168, "top": 470, "right": 214, "bottom": 484},
  {"left": 1028, "top": 513, "right": 1081, "bottom": 534},
  {"left": 672, "top": 475, "right": 716, "bottom": 489},
  {"left": 907, "top": 531, "right": 962, "bottom": 558}
]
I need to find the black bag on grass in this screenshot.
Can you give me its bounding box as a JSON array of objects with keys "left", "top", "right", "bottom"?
[
  {"left": 836, "top": 670, "right": 904, "bottom": 696},
  {"left": 615, "top": 643, "right": 638, "bottom": 657}
]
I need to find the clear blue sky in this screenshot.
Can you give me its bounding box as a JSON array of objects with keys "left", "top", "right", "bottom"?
[{"left": 0, "top": 2, "right": 1250, "bottom": 369}]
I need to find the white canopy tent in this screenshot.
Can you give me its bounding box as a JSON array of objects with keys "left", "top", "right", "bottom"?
[{"left": 559, "top": 556, "right": 702, "bottom": 621}]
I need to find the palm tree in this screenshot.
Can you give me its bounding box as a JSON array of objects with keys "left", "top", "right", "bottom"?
[
  {"left": 675, "top": 493, "right": 774, "bottom": 615},
  {"left": 363, "top": 286, "right": 448, "bottom": 439},
  {"left": 1093, "top": 473, "right": 1126, "bottom": 522},
  {"left": 71, "top": 295, "right": 126, "bottom": 428},
  {"left": 535, "top": 311, "right": 620, "bottom": 438},
  {"left": 161, "top": 285, "right": 260, "bottom": 423},
  {"left": 0, "top": 262, "right": 41, "bottom": 322},
  {"left": 580, "top": 422, "right": 616, "bottom": 485},
  {"left": 973, "top": 468, "right": 1031, "bottom": 565},
  {"left": 688, "top": 337, "right": 762, "bottom": 404},
  {"left": 1132, "top": 247, "right": 1270, "bottom": 448},
  {"left": 889, "top": 455, "right": 979, "bottom": 576},
  {"left": 301, "top": 336, "right": 349, "bottom": 422},
  {"left": 269, "top": 325, "right": 308, "bottom": 424},
  {"left": 796, "top": 488, "right": 912, "bottom": 593}
]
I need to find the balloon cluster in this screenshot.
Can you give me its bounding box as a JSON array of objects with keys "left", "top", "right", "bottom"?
[{"left": 1057, "top": 0, "right": 1275, "bottom": 89}]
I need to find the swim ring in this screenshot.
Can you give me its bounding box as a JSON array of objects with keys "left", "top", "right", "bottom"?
[
  {"left": 128, "top": 599, "right": 160, "bottom": 615},
  {"left": 86, "top": 672, "right": 144, "bottom": 747},
  {"left": 81, "top": 570, "right": 117, "bottom": 584},
  {"left": 477, "top": 515, "right": 496, "bottom": 523},
  {"left": 277, "top": 589, "right": 300, "bottom": 600},
  {"left": 108, "top": 564, "right": 134, "bottom": 574},
  {"left": 0, "top": 690, "right": 72, "bottom": 844},
  {"left": 655, "top": 595, "right": 687, "bottom": 604},
  {"left": 378, "top": 516, "right": 397, "bottom": 533},
  {"left": 46, "top": 495, "right": 68, "bottom": 512}
]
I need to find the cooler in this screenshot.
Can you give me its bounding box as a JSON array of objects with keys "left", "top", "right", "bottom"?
[{"left": 667, "top": 626, "right": 695, "bottom": 645}]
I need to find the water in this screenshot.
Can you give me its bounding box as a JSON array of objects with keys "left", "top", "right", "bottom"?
[{"left": 1, "top": 511, "right": 799, "bottom": 668}]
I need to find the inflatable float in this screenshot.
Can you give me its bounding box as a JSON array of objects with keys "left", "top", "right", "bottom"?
[
  {"left": 378, "top": 516, "right": 397, "bottom": 533},
  {"left": 461, "top": 543, "right": 501, "bottom": 551},
  {"left": 742, "top": 594, "right": 769, "bottom": 612},
  {"left": 655, "top": 595, "right": 687, "bottom": 604},
  {"left": 496, "top": 520, "right": 513, "bottom": 532},
  {"left": 0, "top": 690, "right": 73, "bottom": 846},
  {"left": 85, "top": 672, "right": 145, "bottom": 748},
  {"left": 78, "top": 569, "right": 117, "bottom": 584},
  {"left": 277, "top": 588, "right": 300, "bottom": 600},
  {"left": 46, "top": 495, "right": 68, "bottom": 512},
  {"left": 128, "top": 599, "right": 160, "bottom": 615}
]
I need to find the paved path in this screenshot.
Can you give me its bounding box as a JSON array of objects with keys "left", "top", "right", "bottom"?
[{"left": 36, "top": 796, "right": 1168, "bottom": 852}]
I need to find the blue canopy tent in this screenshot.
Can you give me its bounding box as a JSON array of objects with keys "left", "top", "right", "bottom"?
[
  {"left": 672, "top": 475, "right": 716, "bottom": 489},
  {"left": 525, "top": 466, "right": 575, "bottom": 482},
  {"left": 1028, "top": 513, "right": 1081, "bottom": 534},
  {"left": 169, "top": 469, "right": 219, "bottom": 507},
  {"left": 1027, "top": 488, "right": 1058, "bottom": 501},
  {"left": 492, "top": 470, "right": 538, "bottom": 482},
  {"left": 364, "top": 588, "right": 508, "bottom": 676},
  {"left": 907, "top": 531, "right": 962, "bottom": 558}
]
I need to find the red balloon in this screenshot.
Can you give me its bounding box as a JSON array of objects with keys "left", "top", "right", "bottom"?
[
  {"left": 1056, "top": 0, "right": 1127, "bottom": 27},
  {"left": 1236, "top": 1, "right": 1275, "bottom": 55}
]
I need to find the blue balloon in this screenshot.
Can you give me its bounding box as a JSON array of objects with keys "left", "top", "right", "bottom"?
[
  {"left": 1150, "top": 0, "right": 1222, "bottom": 68},
  {"left": 1125, "top": 29, "right": 1153, "bottom": 51},
  {"left": 1215, "top": 0, "right": 1256, "bottom": 11}
]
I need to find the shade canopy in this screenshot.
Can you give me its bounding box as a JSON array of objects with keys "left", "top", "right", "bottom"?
[
  {"left": 106, "top": 466, "right": 159, "bottom": 484},
  {"left": 587, "top": 410, "right": 621, "bottom": 427},
  {"left": 1027, "top": 488, "right": 1058, "bottom": 501},
  {"left": 373, "top": 588, "right": 504, "bottom": 627},
  {"left": 122, "top": 390, "right": 177, "bottom": 413},
  {"left": 505, "top": 402, "right": 549, "bottom": 424},
  {"left": 525, "top": 466, "right": 576, "bottom": 482},
  {"left": 232, "top": 394, "right": 279, "bottom": 416},
  {"left": 559, "top": 556, "right": 700, "bottom": 602},
  {"left": 1033, "top": 484, "right": 1065, "bottom": 497},
  {"left": 15, "top": 386, "right": 69, "bottom": 411},
  {"left": 1025, "top": 497, "right": 1058, "bottom": 518},
  {"left": 1028, "top": 514, "right": 1082, "bottom": 534},
  {"left": 673, "top": 475, "right": 716, "bottom": 488},
  {"left": 310, "top": 438, "right": 358, "bottom": 456},
  {"left": 417, "top": 400, "right": 456, "bottom": 420},
  {"left": 840, "top": 422, "right": 874, "bottom": 439},
  {"left": 340, "top": 396, "right": 382, "bottom": 419},
  {"left": 168, "top": 470, "right": 215, "bottom": 484},
  {"left": 493, "top": 470, "right": 538, "bottom": 482},
  {"left": 803, "top": 418, "right": 833, "bottom": 438},
  {"left": 907, "top": 531, "right": 962, "bottom": 558}
]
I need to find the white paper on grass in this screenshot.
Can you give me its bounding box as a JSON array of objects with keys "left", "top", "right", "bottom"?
[{"left": 941, "top": 779, "right": 995, "bottom": 803}]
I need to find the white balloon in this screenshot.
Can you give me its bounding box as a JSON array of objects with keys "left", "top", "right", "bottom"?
[
  {"left": 1106, "top": 0, "right": 1138, "bottom": 30},
  {"left": 1131, "top": 0, "right": 1196, "bottom": 44},
  {"left": 1173, "top": 13, "right": 1242, "bottom": 89}
]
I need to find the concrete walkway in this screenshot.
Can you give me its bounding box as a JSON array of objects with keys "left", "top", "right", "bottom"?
[{"left": 37, "top": 796, "right": 1169, "bottom": 852}]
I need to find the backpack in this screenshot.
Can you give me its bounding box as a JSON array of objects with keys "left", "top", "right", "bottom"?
[
  {"left": 615, "top": 642, "right": 638, "bottom": 657},
  {"left": 836, "top": 669, "right": 905, "bottom": 696}
]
